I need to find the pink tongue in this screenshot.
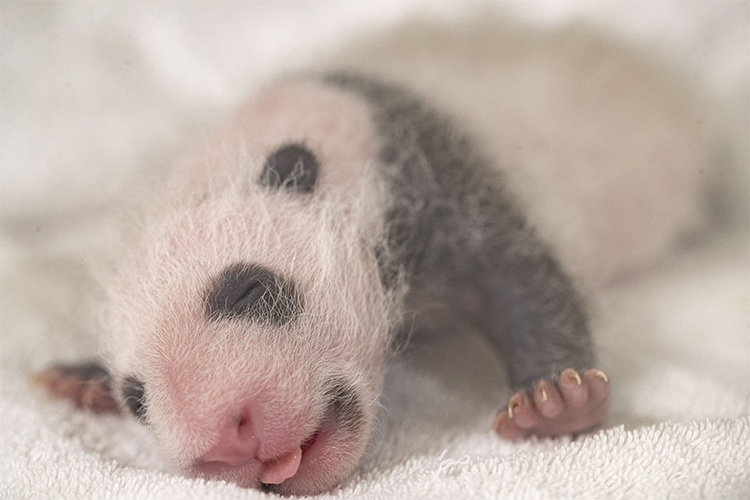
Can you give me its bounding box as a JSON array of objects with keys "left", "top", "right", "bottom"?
[{"left": 260, "top": 447, "right": 302, "bottom": 485}]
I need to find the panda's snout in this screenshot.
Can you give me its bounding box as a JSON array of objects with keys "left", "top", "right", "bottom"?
[{"left": 193, "top": 402, "right": 305, "bottom": 486}]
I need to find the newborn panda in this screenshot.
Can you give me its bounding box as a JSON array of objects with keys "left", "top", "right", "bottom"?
[{"left": 38, "top": 72, "right": 614, "bottom": 495}]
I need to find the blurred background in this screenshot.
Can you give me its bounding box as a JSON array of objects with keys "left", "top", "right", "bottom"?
[{"left": 1, "top": 0, "right": 747, "bottom": 221}]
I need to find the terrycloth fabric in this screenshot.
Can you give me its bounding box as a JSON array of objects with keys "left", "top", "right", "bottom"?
[
  {"left": 2, "top": 238, "right": 749, "bottom": 499},
  {"left": 1, "top": 2, "right": 748, "bottom": 499}
]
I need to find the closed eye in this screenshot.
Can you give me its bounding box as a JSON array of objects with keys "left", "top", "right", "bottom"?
[
  {"left": 258, "top": 143, "right": 319, "bottom": 193},
  {"left": 204, "top": 262, "right": 303, "bottom": 326}
]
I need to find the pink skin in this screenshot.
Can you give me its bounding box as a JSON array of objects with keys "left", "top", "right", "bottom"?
[
  {"left": 192, "top": 404, "right": 306, "bottom": 486},
  {"left": 35, "top": 362, "right": 363, "bottom": 494},
  {"left": 37, "top": 364, "right": 610, "bottom": 449},
  {"left": 187, "top": 404, "right": 361, "bottom": 496},
  {"left": 33, "top": 362, "right": 313, "bottom": 486},
  {"left": 492, "top": 368, "right": 610, "bottom": 439}
]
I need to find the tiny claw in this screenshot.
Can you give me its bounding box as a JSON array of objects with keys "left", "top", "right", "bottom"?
[
  {"left": 536, "top": 381, "right": 549, "bottom": 402},
  {"left": 591, "top": 369, "right": 608, "bottom": 383},
  {"left": 508, "top": 400, "right": 519, "bottom": 419},
  {"left": 562, "top": 368, "right": 582, "bottom": 385}
]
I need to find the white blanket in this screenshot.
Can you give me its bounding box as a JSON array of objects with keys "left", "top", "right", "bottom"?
[{"left": 1, "top": 1, "right": 748, "bottom": 499}]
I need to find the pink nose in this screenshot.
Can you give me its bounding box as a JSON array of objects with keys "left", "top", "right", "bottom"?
[
  {"left": 193, "top": 406, "right": 304, "bottom": 486},
  {"left": 198, "top": 409, "right": 260, "bottom": 467}
]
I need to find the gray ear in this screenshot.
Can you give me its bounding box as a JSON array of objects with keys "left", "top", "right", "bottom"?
[{"left": 259, "top": 143, "right": 319, "bottom": 193}]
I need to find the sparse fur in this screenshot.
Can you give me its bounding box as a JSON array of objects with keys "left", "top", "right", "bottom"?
[{"left": 325, "top": 73, "right": 593, "bottom": 390}]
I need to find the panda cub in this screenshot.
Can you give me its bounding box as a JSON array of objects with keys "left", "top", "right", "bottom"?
[{"left": 39, "top": 71, "right": 623, "bottom": 495}]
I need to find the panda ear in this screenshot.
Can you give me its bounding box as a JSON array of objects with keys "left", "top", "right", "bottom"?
[{"left": 259, "top": 143, "right": 319, "bottom": 193}]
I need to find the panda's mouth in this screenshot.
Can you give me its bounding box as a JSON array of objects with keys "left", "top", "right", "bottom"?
[
  {"left": 293, "top": 379, "right": 365, "bottom": 468},
  {"left": 300, "top": 430, "right": 319, "bottom": 455},
  {"left": 263, "top": 379, "right": 366, "bottom": 493},
  {"left": 194, "top": 378, "right": 366, "bottom": 493},
  {"left": 291, "top": 415, "right": 332, "bottom": 472}
]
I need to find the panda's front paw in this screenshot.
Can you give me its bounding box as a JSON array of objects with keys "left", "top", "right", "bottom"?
[
  {"left": 492, "top": 368, "right": 609, "bottom": 440},
  {"left": 34, "top": 361, "right": 119, "bottom": 413}
]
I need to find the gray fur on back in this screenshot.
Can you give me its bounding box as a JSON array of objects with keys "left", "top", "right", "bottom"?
[{"left": 324, "top": 72, "right": 593, "bottom": 391}]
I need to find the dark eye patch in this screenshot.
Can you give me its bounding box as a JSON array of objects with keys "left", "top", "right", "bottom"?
[
  {"left": 205, "top": 262, "right": 302, "bottom": 326},
  {"left": 122, "top": 377, "right": 147, "bottom": 422},
  {"left": 259, "top": 143, "right": 319, "bottom": 193}
]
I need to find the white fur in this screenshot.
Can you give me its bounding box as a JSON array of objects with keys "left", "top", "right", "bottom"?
[{"left": 102, "top": 81, "right": 398, "bottom": 494}]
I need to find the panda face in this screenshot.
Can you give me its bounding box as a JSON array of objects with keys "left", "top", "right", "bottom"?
[{"left": 102, "top": 80, "right": 394, "bottom": 495}]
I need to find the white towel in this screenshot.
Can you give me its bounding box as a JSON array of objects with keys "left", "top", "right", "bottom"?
[{"left": 1, "top": 2, "right": 748, "bottom": 499}]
